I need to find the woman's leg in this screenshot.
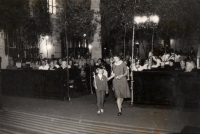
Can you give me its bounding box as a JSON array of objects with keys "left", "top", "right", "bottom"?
[
  {"left": 117, "top": 98, "right": 122, "bottom": 112},
  {"left": 120, "top": 98, "right": 124, "bottom": 109}
]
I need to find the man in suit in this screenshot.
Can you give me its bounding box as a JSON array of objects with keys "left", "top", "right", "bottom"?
[{"left": 189, "top": 47, "right": 196, "bottom": 58}]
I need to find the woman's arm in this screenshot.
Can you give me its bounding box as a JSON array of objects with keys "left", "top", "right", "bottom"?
[
  {"left": 117, "top": 64, "right": 128, "bottom": 79},
  {"left": 107, "top": 71, "right": 115, "bottom": 81},
  {"left": 117, "top": 70, "right": 128, "bottom": 79}
]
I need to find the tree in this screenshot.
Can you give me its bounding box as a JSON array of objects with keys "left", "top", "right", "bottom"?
[
  {"left": 57, "top": 0, "right": 96, "bottom": 44},
  {"left": 0, "top": 0, "right": 51, "bottom": 59},
  {"left": 101, "top": 0, "right": 200, "bottom": 55}
]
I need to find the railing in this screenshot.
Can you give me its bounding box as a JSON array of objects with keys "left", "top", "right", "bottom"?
[
  {"left": 133, "top": 70, "right": 200, "bottom": 107},
  {"left": 0, "top": 68, "right": 91, "bottom": 100}
]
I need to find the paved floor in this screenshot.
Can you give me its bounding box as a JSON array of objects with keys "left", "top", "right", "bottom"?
[{"left": 1, "top": 92, "right": 200, "bottom": 133}]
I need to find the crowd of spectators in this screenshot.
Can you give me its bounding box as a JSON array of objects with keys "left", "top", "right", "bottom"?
[
  {"left": 130, "top": 47, "right": 197, "bottom": 73},
  {"left": 6, "top": 47, "right": 198, "bottom": 76}
]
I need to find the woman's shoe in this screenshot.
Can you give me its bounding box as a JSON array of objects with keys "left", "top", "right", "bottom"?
[{"left": 118, "top": 112, "right": 122, "bottom": 116}]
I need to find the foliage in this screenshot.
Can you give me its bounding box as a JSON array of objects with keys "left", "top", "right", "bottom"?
[
  {"left": 23, "top": 0, "right": 51, "bottom": 46},
  {"left": 0, "top": 0, "right": 51, "bottom": 57},
  {"left": 0, "top": 0, "right": 29, "bottom": 30},
  {"left": 101, "top": 0, "right": 200, "bottom": 53},
  {"left": 57, "top": 0, "right": 96, "bottom": 43}
]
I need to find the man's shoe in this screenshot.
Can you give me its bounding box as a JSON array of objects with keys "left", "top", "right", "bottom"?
[{"left": 100, "top": 109, "right": 104, "bottom": 113}]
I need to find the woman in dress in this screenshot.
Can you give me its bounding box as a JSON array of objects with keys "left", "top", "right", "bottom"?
[{"left": 108, "top": 54, "right": 130, "bottom": 116}]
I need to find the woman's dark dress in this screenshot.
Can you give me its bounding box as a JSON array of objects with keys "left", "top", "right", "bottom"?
[{"left": 112, "top": 62, "right": 130, "bottom": 98}]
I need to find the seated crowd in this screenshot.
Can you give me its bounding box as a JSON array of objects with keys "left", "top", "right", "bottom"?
[
  {"left": 130, "top": 49, "right": 197, "bottom": 73},
  {"left": 6, "top": 47, "right": 198, "bottom": 77}
]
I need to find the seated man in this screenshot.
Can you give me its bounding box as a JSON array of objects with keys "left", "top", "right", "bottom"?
[
  {"left": 39, "top": 60, "right": 49, "bottom": 70},
  {"left": 6, "top": 59, "right": 17, "bottom": 70}
]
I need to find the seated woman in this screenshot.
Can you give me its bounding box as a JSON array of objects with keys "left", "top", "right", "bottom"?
[
  {"left": 191, "top": 60, "right": 197, "bottom": 70},
  {"left": 142, "top": 59, "right": 153, "bottom": 70},
  {"left": 152, "top": 56, "right": 162, "bottom": 68},
  {"left": 161, "top": 53, "right": 170, "bottom": 65},
  {"left": 175, "top": 60, "right": 186, "bottom": 71},
  {"left": 68, "top": 59, "right": 74, "bottom": 69},
  {"left": 185, "top": 61, "right": 194, "bottom": 72},
  {"left": 58, "top": 58, "right": 62, "bottom": 66},
  {"left": 131, "top": 59, "right": 143, "bottom": 71},
  {"left": 142, "top": 59, "right": 149, "bottom": 70},
  {"left": 164, "top": 59, "right": 175, "bottom": 71},
  {"left": 31, "top": 60, "right": 40, "bottom": 70},
  {"left": 48, "top": 60, "right": 55, "bottom": 70},
  {"left": 6, "top": 58, "right": 17, "bottom": 70},
  {"left": 53, "top": 59, "right": 60, "bottom": 69},
  {"left": 58, "top": 61, "right": 69, "bottom": 70}
]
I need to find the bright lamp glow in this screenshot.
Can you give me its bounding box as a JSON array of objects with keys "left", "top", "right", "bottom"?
[
  {"left": 88, "top": 44, "right": 92, "bottom": 50},
  {"left": 45, "top": 36, "right": 49, "bottom": 40},
  {"left": 142, "top": 16, "right": 148, "bottom": 23},
  {"left": 150, "top": 15, "right": 159, "bottom": 23},
  {"left": 83, "top": 34, "right": 86, "bottom": 37},
  {"left": 134, "top": 16, "right": 142, "bottom": 24},
  {"left": 47, "top": 44, "right": 52, "bottom": 49}
]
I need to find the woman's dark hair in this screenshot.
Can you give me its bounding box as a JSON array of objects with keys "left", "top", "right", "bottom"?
[
  {"left": 135, "top": 59, "right": 139, "bottom": 63},
  {"left": 48, "top": 60, "right": 53, "bottom": 64},
  {"left": 68, "top": 59, "right": 74, "bottom": 66},
  {"left": 113, "top": 53, "right": 121, "bottom": 59},
  {"left": 97, "top": 58, "right": 103, "bottom": 62}
]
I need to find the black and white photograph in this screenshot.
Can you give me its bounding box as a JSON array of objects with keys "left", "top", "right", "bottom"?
[{"left": 0, "top": 0, "right": 200, "bottom": 133}]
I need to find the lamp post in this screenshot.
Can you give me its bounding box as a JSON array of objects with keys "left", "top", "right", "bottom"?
[
  {"left": 130, "top": 15, "right": 159, "bottom": 106},
  {"left": 88, "top": 44, "right": 93, "bottom": 94},
  {"left": 65, "top": 21, "right": 70, "bottom": 101},
  {"left": 45, "top": 36, "right": 49, "bottom": 58},
  {"left": 83, "top": 34, "right": 87, "bottom": 48},
  {"left": 124, "top": 24, "right": 126, "bottom": 58}
]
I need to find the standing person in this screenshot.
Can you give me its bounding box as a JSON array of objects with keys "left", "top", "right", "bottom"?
[
  {"left": 108, "top": 54, "right": 130, "bottom": 116},
  {"left": 94, "top": 67, "right": 108, "bottom": 115},
  {"left": 123, "top": 60, "right": 130, "bottom": 80}
]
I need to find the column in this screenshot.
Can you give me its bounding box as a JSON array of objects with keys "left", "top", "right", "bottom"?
[
  {"left": 91, "top": 0, "right": 101, "bottom": 59},
  {"left": 0, "top": 30, "right": 8, "bottom": 69}
]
